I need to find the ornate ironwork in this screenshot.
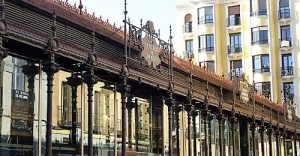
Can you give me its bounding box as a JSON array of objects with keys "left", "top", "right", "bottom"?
[
  {"left": 83, "top": 30, "right": 98, "bottom": 156},
  {"left": 185, "top": 72, "right": 193, "bottom": 156},
  {"left": 66, "top": 72, "right": 82, "bottom": 145}
]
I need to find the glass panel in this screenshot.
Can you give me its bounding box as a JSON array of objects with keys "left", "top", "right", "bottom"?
[{"left": 185, "top": 40, "right": 193, "bottom": 52}]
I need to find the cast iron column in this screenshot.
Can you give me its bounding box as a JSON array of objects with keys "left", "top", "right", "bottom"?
[
  {"left": 282, "top": 128, "right": 287, "bottom": 156},
  {"left": 259, "top": 123, "right": 265, "bottom": 156},
  {"left": 22, "top": 63, "right": 39, "bottom": 106},
  {"left": 192, "top": 108, "right": 198, "bottom": 156},
  {"left": 127, "top": 95, "right": 135, "bottom": 150},
  {"left": 267, "top": 126, "right": 273, "bottom": 156},
  {"left": 175, "top": 103, "right": 181, "bottom": 155},
  {"left": 43, "top": 11, "right": 60, "bottom": 156},
  {"left": 185, "top": 103, "right": 192, "bottom": 156},
  {"left": 120, "top": 65, "right": 129, "bottom": 156},
  {"left": 43, "top": 56, "right": 59, "bottom": 156},
  {"left": 84, "top": 31, "right": 98, "bottom": 156},
  {"left": 250, "top": 120, "right": 256, "bottom": 156},
  {"left": 217, "top": 112, "right": 223, "bottom": 156},
  {"left": 83, "top": 66, "right": 97, "bottom": 156},
  {"left": 294, "top": 132, "right": 298, "bottom": 156},
  {"left": 274, "top": 127, "right": 280, "bottom": 156},
  {"left": 202, "top": 108, "right": 210, "bottom": 156},
  {"left": 67, "top": 73, "right": 82, "bottom": 145}
]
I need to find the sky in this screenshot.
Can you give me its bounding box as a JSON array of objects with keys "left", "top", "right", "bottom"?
[{"left": 68, "top": 0, "right": 177, "bottom": 44}]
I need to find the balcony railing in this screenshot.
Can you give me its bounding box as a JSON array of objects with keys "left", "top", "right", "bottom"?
[
  {"left": 227, "top": 45, "right": 242, "bottom": 54},
  {"left": 227, "top": 16, "right": 241, "bottom": 27},
  {"left": 185, "top": 23, "right": 192, "bottom": 33},
  {"left": 199, "top": 47, "right": 214, "bottom": 52},
  {"left": 253, "top": 67, "right": 270, "bottom": 73},
  {"left": 278, "top": 8, "right": 290, "bottom": 19},
  {"left": 198, "top": 15, "right": 213, "bottom": 24},
  {"left": 250, "top": 10, "right": 267, "bottom": 16},
  {"left": 279, "top": 38, "right": 292, "bottom": 48},
  {"left": 252, "top": 39, "right": 268, "bottom": 45},
  {"left": 229, "top": 68, "right": 243, "bottom": 78},
  {"left": 281, "top": 66, "right": 293, "bottom": 76},
  {"left": 183, "top": 51, "right": 194, "bottom": 60}
]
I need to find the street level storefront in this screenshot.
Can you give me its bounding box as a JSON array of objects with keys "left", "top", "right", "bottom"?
[{"left": 0, "top": 0, "right": 299, "bottom": 156}]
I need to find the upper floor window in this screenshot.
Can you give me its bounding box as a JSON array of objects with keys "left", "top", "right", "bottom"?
[
  {"left": 254, "top": 82, "right": 271, "bottom": 99},
  {"left": 279, "top": 0, "right": 290, "bottom": 19},
  {"left": 283, "top": 82, "right": 294, "bottom": 102},
  {"left": 280, "top": 25, "right": 291, "bottom": 47},
  {"left": 251, "top": 27, "right": 268, "bottom": 44},
  {"left": 198, "top": 6, "right": 213, "bottom": 24},
  {"left": 184, "top": 14, "right": 192, "bottom": 33},
  {"left": 228, "top": 33, "right": 242, "bottom": 54},
  {"left": 185, "top": 40, "right": 193, "bottom": 52},
  {"left": 228, "top": 5, "right": 241, "bottom": 26},
  {"left": 281, "top": 54, "right": 293, "bottom": 76},
  {"left": 252, "top": 54, "right": 270, "bottom": 73},
  {"left": 198, "top": 34, "right": 214, "bottom": 52},
  {"left": 230, "top": 60, "right": 243, "bottom": 77},
  {"left": 199, "top": 61, "right": 215, "bottom": 72},
  {"left": 250, "top": 0, "right": 267, "bottom": 16}
]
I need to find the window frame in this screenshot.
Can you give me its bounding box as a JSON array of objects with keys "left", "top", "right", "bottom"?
[{"left": 252, "top": 54, "right": 270, "bottom": 73}]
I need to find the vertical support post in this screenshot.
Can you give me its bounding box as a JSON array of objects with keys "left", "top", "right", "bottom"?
[
  {"left": 282, "top": 129, "right": 287, "bottom": 156},
  {"left": 67, "top": 73, "right": 82, "bottom": 145},
  {"left": 175, "top": 104, "right": 181, "bottom": 155},
  {"left": 120, "top": 65, "right": 129, "bottom": 156},
  {"left": 192, "top": 109, "right": 198, "bottom": 156},
  {"left": 83, "top": 66, "right": 97, "bottom": 156},
  {"left": 274, "top": 128, "right": 280, "bottom": 156},
  {"left": 259, "top": 125, "right": 265, "bottom": 156},
  {"left": 294, "top": 133, "right": 298, "bottom": 156},
  {"left": 134, "top": 98, "right": 139, "bottom": 152},
  {"left": 267, "top": 127, "right": 273, "bottom": 156},
  {"left": 217, "top": 114, "right": 223, "bottom": 156},
  {"left": 185, "top": 106, "right": 192, "bottom": 156},
  {"left": 126, "top": 95, "right": 135, "bottom": 150},
  {"left": 43, "top": 10, "right": 60, "bottom": 156},
  {"left": 83, "top": 30, "right": 98, "bottom": 156},
  {"left": 114, "top": 84, "right": 117, "bottom": 156},
  {"left": 202, "top": 110, "right": 209, "bottom": 156},
  {"left": 250, "top": 122, "right": 256, "bottom": 156},
  {"left": 42, "top": 55, "right": 59, "bottom": 156}
]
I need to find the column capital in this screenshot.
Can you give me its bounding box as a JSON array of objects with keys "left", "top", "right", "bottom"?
[
  {"left": 67, "top": 73, "right": 82, "bottom": 87},
  {"left": 250, "top": 122, "right": 257, "bottom": 131}
]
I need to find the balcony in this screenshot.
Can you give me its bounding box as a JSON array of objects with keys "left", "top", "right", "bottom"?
[
  {"left": 198, "top": 15, "right": 213, "bottom": 24},
  {"left": 252, "top": 39, "right": 268, "bottom": 45},
  {"left": 227, "top": 16, "right": 241, "bottom": 27},
  {"left": 250, "top": 10, "right": 267, "bottom": 16},
  {"left": 278, "top": 8, "right": 290, "bottom": 19},
  {"left": 228, "top": 68, "right": 243, "bottom": 78},
  {"left": 184, "top": 23, "right": 192, "bottom": 33},
  {"left": 183, "top": 51, "right": 194, "bottom": 60},
  {"left": 199, "top": 47, "right": 214, "bottom": 52},
  {"left": 253, "top": 67, "right": 270, "bottom": 73},
  {"left": 227, "top": 45, "right": 242, "bottom": 54},
  {"left": 281, "top": 66, "right": 293, "bottom": 77}
]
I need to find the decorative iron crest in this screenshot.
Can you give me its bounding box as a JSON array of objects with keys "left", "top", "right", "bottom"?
[{"left": 128, "top": 20, "right": 170, "bottom": 69}]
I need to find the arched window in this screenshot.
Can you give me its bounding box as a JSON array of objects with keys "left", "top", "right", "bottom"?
[{"left": 184, "top": 14, "right": 192, "bottom": 33}]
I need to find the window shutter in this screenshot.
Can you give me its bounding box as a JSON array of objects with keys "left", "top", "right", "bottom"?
[{"left": 228, "top": 5, "right": 240, "bottom": 15}]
